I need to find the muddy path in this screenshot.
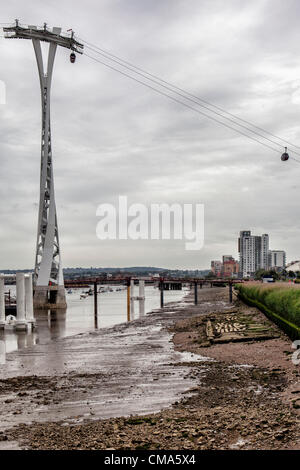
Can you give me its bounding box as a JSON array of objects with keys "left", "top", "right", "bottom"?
[{"left": 0, "top": 286, "right": 299, "bottom": 450}]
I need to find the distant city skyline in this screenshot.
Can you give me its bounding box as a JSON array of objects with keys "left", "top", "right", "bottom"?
[{"left": 0, "top": 227, "right": 291, "bottom": 272}]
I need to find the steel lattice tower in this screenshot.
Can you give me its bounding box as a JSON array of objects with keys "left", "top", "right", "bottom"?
[{"left": 4, "top": 21, "right": 83, "bottom": 307}]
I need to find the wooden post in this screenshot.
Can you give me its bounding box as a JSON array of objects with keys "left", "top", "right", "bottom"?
[
  {"left": 94, "top": 281, "right": 98, "bottom": 328},
  {"left": 0, "top": 275, "right": 5, "bottom": 328},
  {"left": 194, "top": 281, "right": 198, "bottom": 305},
  {"left": 127, "top": 279, "right": 131, "bottom": 321},
  {"left": 160, "top": 280, "right": 164, "bottom": 308},
  {"left": 229, "top": 281, "right": 233, "bottom": 303}
]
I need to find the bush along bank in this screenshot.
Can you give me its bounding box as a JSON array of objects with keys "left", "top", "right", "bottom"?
[{"left": 235, "top": 284, "right": 300, "bottom": 340}]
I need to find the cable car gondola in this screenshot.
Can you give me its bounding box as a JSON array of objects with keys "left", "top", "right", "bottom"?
[
  {"left": 70, "top": 52, "right": 76, "bottom": 63},
  {"left": 281, "top": 147, "right": 289, "bottom": 161}
]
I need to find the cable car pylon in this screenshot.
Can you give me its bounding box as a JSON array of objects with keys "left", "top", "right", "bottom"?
[{"left": 3, "top": 20, "right": 83, "bottom": 308}]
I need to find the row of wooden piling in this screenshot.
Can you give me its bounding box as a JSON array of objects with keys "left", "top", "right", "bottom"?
[{"left": 91, "top": 278, "right": 235, "bottom": 326}]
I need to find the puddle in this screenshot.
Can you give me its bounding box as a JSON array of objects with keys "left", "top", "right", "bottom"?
[
  {"left": 229, "top": 438, "right": 248, "bottom": 449},
  {"left": 228, "top": 364, "right": 254, "bottom": 370},
  {"left": 0, "top": 440, "right": 23, "bottom": 450},
  {"left": 175, "top": 351, "right": 215, "bottom": 363},
  {"left": 247, "top": 385, "right": 264, "bottom": 395}
]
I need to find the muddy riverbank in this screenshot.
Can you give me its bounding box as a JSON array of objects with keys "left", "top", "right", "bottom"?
[{"left": 0, "top": 287, "right": 299, "bottom": 450}]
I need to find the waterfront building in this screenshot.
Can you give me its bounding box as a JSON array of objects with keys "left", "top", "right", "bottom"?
[
  {"left": 286, "top": 260, "right": 300, "bottom": 272},
  {"left": 222, "top": 258, "right": 239, "bottom": 278},
  {"left": 211, "top": 260, "right": 222, "bottom": 277},
  {"left": 238, "top": 231, "right": 287, "bottom": 277},
  {"left": 268, "top": 250, "right": 286, "bottom": 270},
  {"left": 238, "top": 231, "right": 263, "bottom": 278},
  {"left": 210, "top": 257, "right": 239, "bottom": 278}
]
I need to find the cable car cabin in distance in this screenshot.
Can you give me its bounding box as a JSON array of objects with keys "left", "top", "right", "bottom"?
[
  {"left": 281, "top": 147, "right": 289, "bottom": 161},
  {"left": 70, "top": 52, "right": 76, "bottom": 63}
]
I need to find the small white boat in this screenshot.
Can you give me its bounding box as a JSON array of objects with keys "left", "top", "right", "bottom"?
[{"left": 5, "top": 315, "right": 17, "bottom": 329}]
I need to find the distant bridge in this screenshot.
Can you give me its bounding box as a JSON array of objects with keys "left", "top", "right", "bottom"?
[{"left": 64, "top": 276, "right": 243, "bottom": 287}]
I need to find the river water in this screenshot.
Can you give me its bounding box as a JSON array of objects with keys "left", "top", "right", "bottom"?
[{"left": 0, "top": 285, "right": 187, "bottom": 357}]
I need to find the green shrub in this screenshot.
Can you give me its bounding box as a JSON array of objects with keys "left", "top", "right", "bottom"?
[{"left": 235, "top": 284, "right": 300, "bottom": 339}]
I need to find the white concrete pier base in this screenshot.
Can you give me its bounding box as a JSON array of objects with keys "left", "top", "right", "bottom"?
[
  {"left": 16, "top": 273, "right": 27, "bottom": 331},
  {"left": 130, "top": 279, "right": 135, "bottom": 319},
  {"left": 25, "top": 274, "right": 35, "bottom": 327},
  {"left": 33, "top": 285, "right": 67, "bottom": 309},
  {"left": 130, "top": 279, "right": 146, "bottom": 319},
  {"left": 0, "top": 275, "right": 6, "bottom": 329}
]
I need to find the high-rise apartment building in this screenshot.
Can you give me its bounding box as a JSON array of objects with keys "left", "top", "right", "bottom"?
[
  {"left": 261, "top": 234, "right": 269, "bottom": 271},
  {"left": 238, "top": 231, "right": 268, "bottom": 278}
]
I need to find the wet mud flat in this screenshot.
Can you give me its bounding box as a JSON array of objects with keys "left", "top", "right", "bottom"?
[{"left": 0, "top": 287, "right": 299, "bottom": 450}]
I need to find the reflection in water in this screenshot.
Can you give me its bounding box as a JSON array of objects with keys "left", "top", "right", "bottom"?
[
  {"left": 17, "top": 333, "right": 27, "bottom": 350},
  {"left": 0, "top": 338, "right": 5, "bottom": 365},
  {"left": 0, "top": 286, "right": 187, "bottom": 357},
  {"left": 32, "top": 308, "right": 67, "bottom": 344},
  {"left": 0, "top": 329, "right": 39, "bottom": 363}
]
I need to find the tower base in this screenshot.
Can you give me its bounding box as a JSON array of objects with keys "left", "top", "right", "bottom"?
[{"left": 33, "top": 285, "right": 67, "bottom": 309}]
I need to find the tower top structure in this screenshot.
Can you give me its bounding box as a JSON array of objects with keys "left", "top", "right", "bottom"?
[{"left": 3, "top": 19, "right": 83, "bottom": 53}]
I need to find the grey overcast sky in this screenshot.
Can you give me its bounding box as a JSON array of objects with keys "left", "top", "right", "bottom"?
[{"left": 1, "top": 0, "right": 300, "bottom": 270}]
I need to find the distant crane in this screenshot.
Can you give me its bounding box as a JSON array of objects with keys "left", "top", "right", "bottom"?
[{"left": 3, "top": 20, "right": 83, "bottom": 308}]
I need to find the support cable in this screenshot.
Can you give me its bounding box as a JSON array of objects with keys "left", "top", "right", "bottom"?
[
  {"left": 83, "top": 51, "right": 300, "bottom": 164},
  {"left": 79, "top": 37, "right": 300, "bottom": 153}
]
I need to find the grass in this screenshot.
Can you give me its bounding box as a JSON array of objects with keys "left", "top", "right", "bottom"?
[{"left": 235, "top": 283, "right": 300, "bottom": 339}]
